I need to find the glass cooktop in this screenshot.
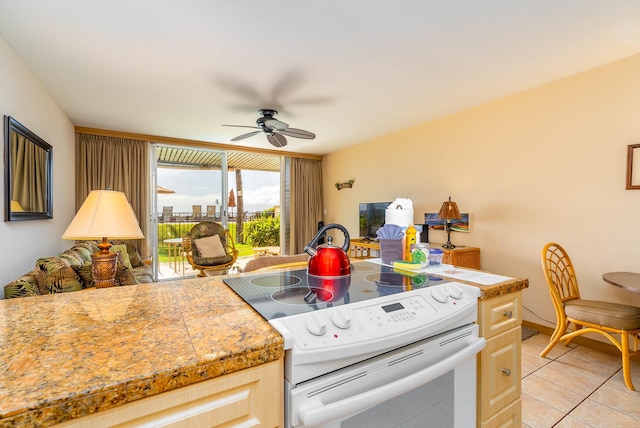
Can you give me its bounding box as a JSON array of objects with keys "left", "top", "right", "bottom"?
[{"left": 223, "top": 261, "right": 450, "bottom": 321}]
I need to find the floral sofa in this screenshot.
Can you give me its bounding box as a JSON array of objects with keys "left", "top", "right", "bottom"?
[{"left": 3, "top": 240, "right": 153, "bottom": 299}]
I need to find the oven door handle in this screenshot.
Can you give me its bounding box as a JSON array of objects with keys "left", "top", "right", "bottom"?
[{"left": 298, "top": 336, "right": 486, "bottom": 428}]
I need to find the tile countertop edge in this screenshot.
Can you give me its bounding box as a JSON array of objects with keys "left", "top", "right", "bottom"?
[{"left": 0, "top": 277, "right": 284, "bottom": 428}]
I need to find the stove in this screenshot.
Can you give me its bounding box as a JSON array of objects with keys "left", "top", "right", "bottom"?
[
  {"left": 223, "top": 261, "right": 450, "bottom": 321},
  {"left": 223, "top": 260, "right": 484, "bottom": 427}
]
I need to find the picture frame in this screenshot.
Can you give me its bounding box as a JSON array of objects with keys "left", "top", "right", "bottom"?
[
  {"left": 424, "top": 213, "right": 470, "bottom": 233},
  {"left": 626, "top": 144, "right": 640, "bottom": 190}
]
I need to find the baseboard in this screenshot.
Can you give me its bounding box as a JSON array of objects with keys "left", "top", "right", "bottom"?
[{"left": 522, "top": 320, "right": 640, "bottom": 359}]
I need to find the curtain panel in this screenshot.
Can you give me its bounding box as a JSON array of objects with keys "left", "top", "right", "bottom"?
[
  {"left": 75, "top": 133, "right": 149, "bottom": 258},
  {"left": 290, "top": 157, "right": 323, "bottom": 254}
]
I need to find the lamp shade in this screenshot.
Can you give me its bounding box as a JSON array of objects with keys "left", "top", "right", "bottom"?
[
  {"left": 438, "top": 196, "right": 461, "bottom": 220},
  {"left": 62, "top": 190, "right": 144, "bottom": 240}
]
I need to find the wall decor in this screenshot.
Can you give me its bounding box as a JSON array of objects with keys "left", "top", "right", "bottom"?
[
  {"left": 335, "top": 179, "right": 354, "bottom": 190},
  {"left": 4, "top": 116, "right": 53, "bottom": 221},
  {"left": 424, "top": 212, "right": 470, "bottom": 232},
  {"left": 626, "top": 144, "right": 640, "bottom": 189}
]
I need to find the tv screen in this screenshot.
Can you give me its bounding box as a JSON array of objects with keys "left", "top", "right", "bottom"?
[{"left": 359, "top": 202, "right": 391, "bottom": 238}]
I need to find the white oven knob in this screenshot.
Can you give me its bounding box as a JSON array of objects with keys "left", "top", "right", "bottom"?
[
  {"left": 446, "top": 283, "right": 464, "bottom": 299},
  {"left": 306, "top": 314, "right": 327, "bottom": 336},
  {"left": 432, "top": 288, "right": 449, "bottom": 303},
  {"left": 331, "top": 309, "right": 352, "bottom": 329}
]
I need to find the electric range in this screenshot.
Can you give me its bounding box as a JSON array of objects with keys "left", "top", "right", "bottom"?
[{"left": 223, "top": 261, "right": 451, "bottom": 321}]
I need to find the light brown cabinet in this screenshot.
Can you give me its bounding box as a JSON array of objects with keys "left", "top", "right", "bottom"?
[
  {"left": 477, "top": 291, "right": 522, "bottom": 427},
  {"left": 58, "top": 359, "right": 283, "bottom": 428}
]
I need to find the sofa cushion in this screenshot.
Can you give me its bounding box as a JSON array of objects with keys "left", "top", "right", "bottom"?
[
  {"left": 34, "top": 257, "right": 83, "bottom": 294},
  {"left": 110, "top": 244, "right": 133, "bottom": 270},
  {"left": 111, "top": 240, "right": 144, "bottom": 268},
  {"left": 72, "top": 263, "right": 95, "bottom": 288},
  {"left": 4, "top": 274, "right": 41, "bottom": 299},
  {"left": 60, "top": 249, "right": 85, "bottom": 268},
  {"left": 115, "top": 264, "right": 138, "bottom": 286}
]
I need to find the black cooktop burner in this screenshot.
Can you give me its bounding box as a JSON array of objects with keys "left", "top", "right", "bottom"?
[{"left": 223, "top": 261, "right": 449, "bottom": 320}]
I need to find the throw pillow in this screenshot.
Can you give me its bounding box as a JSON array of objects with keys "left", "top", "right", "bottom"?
[
  {"left": 194, "top": 234, "right": 227, "bottom": 258},
  {"left": 109, "top": 244, "right": 133, "bottom": 270},
  {"left": 73, "top": 263, "right": 95, "bottom": 288}
]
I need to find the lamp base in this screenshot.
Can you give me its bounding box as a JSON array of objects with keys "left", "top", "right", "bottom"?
[
  {"left": 91, "top": 250, "right": 118, "bottom": 288},
  {"left": 442, "top": 243, "right": 456, "bottom": 249}
]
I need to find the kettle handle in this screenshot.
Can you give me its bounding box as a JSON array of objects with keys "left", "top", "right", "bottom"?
[{"left": 305, "top": 223, "right": 351, "bottom": 255}]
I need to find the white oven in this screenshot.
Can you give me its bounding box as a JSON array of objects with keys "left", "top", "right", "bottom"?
[
  {"left": 287, "top": 323, "right": 483, "bottom": 428},
  {"left": 223, "top": 262, "right": 485, "bottom": 428}
]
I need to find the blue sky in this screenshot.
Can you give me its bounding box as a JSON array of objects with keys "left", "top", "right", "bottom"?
[{"left": 156, "top": 168, "right": 279, "bottom": 214}]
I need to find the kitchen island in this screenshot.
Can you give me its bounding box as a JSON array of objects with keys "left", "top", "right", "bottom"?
[
  {"left": 0, "top": 277, "right": 284, "bottom": 427},
  {"left": 0, "top": 266, "right": 527, "bottom": 427}
]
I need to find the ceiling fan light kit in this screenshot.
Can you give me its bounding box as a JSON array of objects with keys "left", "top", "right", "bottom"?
[{"left": 223, "top": 109, "right": 315, "bottom": 147}]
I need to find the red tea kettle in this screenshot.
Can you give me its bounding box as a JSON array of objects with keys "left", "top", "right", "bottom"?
[{"left": 304, "top": 223, "right": 351, "bottom": 276}]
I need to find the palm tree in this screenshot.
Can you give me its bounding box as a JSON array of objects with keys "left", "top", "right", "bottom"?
[{"left": 235, "top": 169, "right": 244, "bottom": 244}]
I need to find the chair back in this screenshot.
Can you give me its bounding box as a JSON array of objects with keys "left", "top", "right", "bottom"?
[
  {"left": 162, "top": 206, "right": 173, "bottom": 215},
  {"left": 206, "top": 205, "right": 216, "bottom": 219},
  {"left": 542, "top": 242, "right": 581, "bottom": 308},
  {"left": 192, "top": 205, "right": 202, "bottom": 220}
]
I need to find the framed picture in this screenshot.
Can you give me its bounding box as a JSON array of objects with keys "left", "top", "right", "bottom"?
[
  {"left": 424, "top": 213, "right": 470, "bottom": 233},
  {"left": 626, "top": 144, "right": 640, "bottom": 189}
]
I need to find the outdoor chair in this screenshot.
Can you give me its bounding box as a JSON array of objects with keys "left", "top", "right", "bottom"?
[
  {"left": 160, "top": 206, "right": 174, "bottom": 223},
  {"left": 540, "top": 242, "right": 640, "bottom": 390},
  {"left": 192, "top": 205, "right": 202, "bottom": 221},
  {"left": 206, "top": 205, "right": 216, "bottom": 220},
  {"left": 184, "top": 222, "right": 238, "bottom": 276}
]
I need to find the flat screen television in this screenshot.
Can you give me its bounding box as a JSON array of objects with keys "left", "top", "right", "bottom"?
[{"left": 359, "top": 202, "right": 391, "bottom": 238}]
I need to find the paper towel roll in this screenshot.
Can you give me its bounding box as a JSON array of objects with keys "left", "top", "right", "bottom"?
[{"left": 385, "top": 208, "right": 414, "bottom": 227}]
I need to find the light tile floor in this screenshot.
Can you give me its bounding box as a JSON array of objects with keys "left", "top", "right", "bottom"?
[{"left": 522, "top": 332, "right": 640, "bottom": 427}]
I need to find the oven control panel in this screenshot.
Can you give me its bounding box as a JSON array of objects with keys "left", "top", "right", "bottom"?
[{"left": 270, "top": 281, "right": 480, "bottom": 353}]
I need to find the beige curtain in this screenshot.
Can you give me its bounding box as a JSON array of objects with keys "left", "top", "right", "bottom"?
[
  {"left": 11, "top": 132, "right": 47, "bottom": 212},
  {"left": 75, "top": 133, "right": 149, "bottom": 258},
  {"left": 290, "top": 158, "right": 323, "bottom": 254}
]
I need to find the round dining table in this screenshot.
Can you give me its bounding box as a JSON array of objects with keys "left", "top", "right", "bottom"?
[{"left": 602, "top": 272, "right": 640, "bottom": 293}]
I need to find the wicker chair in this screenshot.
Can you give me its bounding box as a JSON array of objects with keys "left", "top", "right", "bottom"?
[
  {"left": 184, "top": 222, "right": 239, "bottom": 276},
  {"left": 540, "top": 242, "right": 640, "bottom": 390}
]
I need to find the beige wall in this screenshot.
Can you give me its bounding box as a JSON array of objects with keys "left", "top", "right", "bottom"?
[
  {"left": 0, "top": 35, "right": 76, "bottom": 297},
  {"left": 323, "top": 53, "right": 640, "bottom": 330}
]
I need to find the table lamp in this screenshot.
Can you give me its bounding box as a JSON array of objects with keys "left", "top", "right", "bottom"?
[
  {"left": 62, "top": 190, "right": 144, "bottom": 288},
  {"left": 438, "top": 196, "right": 461, "bottom": 249}
]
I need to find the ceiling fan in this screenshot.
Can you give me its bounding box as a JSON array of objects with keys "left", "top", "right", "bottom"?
[{"left": 223, "top": 109, "right": 315, "bottom": 147}]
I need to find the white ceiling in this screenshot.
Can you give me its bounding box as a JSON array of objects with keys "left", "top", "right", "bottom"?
[{"left": 1, "top": 1, "right": 640, "bottom": 155}]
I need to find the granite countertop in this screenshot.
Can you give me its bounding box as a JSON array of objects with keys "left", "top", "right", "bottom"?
[{"left": 0, "top": 276, "right": 284, "bottom": 427}]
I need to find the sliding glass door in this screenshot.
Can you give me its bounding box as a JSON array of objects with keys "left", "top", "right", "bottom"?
[{"left": 150, "top": 144, "right": 228, "bottom": 281}]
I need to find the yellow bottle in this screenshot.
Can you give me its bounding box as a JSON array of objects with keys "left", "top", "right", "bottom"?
[{"left": 404, "top": 225, "right": 417, "bottom": 262}]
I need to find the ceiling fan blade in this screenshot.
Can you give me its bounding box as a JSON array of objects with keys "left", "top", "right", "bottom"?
[
  {"left": 267, "top": 133, "right": 287, "bottom": 147},
  {"left": 277, "top": 128, "right": 316, "bottom": 139},
  {"left": 264, "top": 118, "right": 289, "bottom": 130},
  {"left": 231, "top": 130, "right": 262, "bottom": 141},
  {"left": 222, "top": 124, "right": 261, "bottom": 130}
]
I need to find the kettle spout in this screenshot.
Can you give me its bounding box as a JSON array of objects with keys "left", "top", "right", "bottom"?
[{"left": 304, "top": 245, "right": 317, "bottom": 257}]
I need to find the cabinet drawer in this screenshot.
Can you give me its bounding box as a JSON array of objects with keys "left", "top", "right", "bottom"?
[
  {"left": 478, "top": 327, "right": 521, "bottom": 421},
  {"left": 479, "top": 291, "right": 522, "bottom": 338},
  {"left": 479, "top": 397, "right": 521, "bottom": 428}
]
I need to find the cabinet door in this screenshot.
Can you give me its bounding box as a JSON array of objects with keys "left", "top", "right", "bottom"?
[
  {"left": 58, "top": 360, "right": 283, "bottom": 428},
  {"left": 480, "top": 398, "right": 521, "bottom": 428},
  {"left": 479, "top": 291, "right": 522, "bottom": 338},
  {"left": 478, "top": 327, "right": 521, "bottom": 421}
]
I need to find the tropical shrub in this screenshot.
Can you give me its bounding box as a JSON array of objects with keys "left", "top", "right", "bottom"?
[{"left": 243, "top": 215, "right": 280, "bottom": 247}]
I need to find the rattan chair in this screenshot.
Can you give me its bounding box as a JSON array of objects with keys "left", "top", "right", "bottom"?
[
  {"left": 540, "top": 242, "right": 640, "bottom": 390},
  {"left": 184, "top": 222, "right": 239, "bottom": 276}
]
